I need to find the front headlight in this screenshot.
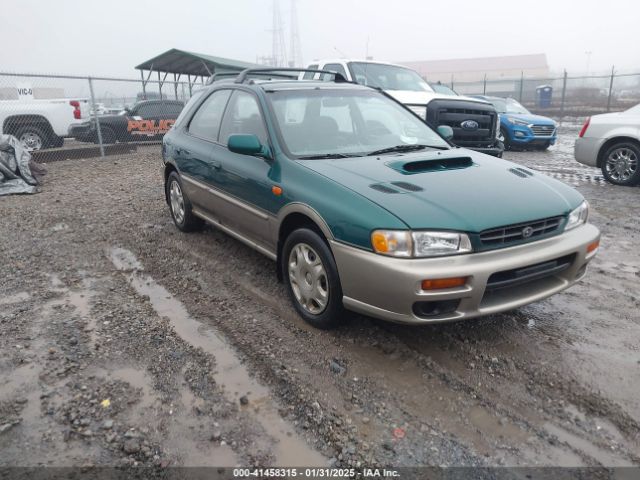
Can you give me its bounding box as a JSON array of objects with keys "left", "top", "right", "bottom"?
[
  {"left": 506, "top": 117, "right": 530, "bottom": 126},
  {"left": 371, "top": 230, "right": 472, "bottom": 257},
  {"left": 407, "top": 105, "right": 427, "bottom": 119},
  {"left": 565, "top": 201, "right": 589, "bottom": 231}
]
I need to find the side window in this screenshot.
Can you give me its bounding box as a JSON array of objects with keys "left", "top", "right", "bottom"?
[
  {"left": 159, "top": 103, "right": 183, "bottom": 117},
  {"left": 173, "top": 90, "right": 205, "bottom": 128},
  {"left": 188, "top": 90, "right": 232, "bottom": 141},
  {"left": 219, "top": 91, "right": 268, "bottom": 145},
  {"left": 322, "top": 63, "right": 347, "bottom": 81},
  {"left": 135, "top": 104, "right": 154, "bottom": 117},
  {"left": 303, "top": 64, "right": 318, "bottom": 80}
]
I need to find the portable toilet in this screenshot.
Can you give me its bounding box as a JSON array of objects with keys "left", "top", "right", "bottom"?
[{"left": 535, "top": 85, "right": 553, "bottom": 108}]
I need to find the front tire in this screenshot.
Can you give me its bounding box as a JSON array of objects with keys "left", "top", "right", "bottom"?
[
  {"left": 282, "top": 228, "right": 346, "bottom": 329},
  {"left": 600, "top": 142, "right": 640, "bottom": 186},
  {"left": 166, "top": 171, "right": 203, "bottom": 232},
  {"left": 499, "top": 128, "right": 511, "bottom": 150}
]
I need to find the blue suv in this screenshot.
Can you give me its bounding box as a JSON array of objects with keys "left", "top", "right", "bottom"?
[{"left": 474, "top": 96, "right": 557, "bottom": 151}]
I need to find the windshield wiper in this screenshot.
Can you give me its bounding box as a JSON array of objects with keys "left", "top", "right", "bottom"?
[
  {"left": 298, "top": 153, "right": 361, "bottom": 159},
  {"left": 367, "top": 144, "right": 447, "bottom": 156}
]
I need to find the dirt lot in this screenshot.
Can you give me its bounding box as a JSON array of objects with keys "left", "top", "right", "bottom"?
[{"left": 1, "top": 124, "right": 639, "bottom": 474}]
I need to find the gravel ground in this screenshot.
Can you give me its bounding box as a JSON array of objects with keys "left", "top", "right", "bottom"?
[{"left": 1, "top": 124, "right": 639, "bottom": 473}]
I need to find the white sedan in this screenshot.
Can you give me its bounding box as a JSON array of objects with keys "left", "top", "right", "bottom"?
[{"left": 574, "top": 104, "right": 640, "bottom": 186}]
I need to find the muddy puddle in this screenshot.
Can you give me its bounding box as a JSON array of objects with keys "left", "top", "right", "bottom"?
[{"left": 109, "top": 247, "right": 326, "bottom": 466}]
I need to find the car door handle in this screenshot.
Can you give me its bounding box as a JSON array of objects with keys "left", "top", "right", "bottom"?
[{"left": 210, "top": 160, "right": 221, "bottom": 170}]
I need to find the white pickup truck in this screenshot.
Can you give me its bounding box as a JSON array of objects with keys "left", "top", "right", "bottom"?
[
  {"left": 0, "top": 98, "right": 91, "bottom": 151},
  {"left": 302, "top": 59, "right": 503, "bottom": 157}
]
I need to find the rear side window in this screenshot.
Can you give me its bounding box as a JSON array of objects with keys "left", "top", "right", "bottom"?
[
  {"left": 219, "top": 91, "right": 268, "bottom": 145},
  {"left": 303, "top": 65, "right": 318, "bottom": 80},
  {"left": 322, "top": 63, "right": 347, "bottom": 81},
  {"left": 173, "top": 90, "right": 206, "bottom": 128},
  {"left": 188, "top": 90, "right": 232, "bottom": 141}
]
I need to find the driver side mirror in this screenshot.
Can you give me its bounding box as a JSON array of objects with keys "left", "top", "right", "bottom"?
[
  {"left": 437, "top": 125, "right": 454, "bottom": 141},
  {"left": 228, "top": 134, "right": 271, "bottom": 159}
]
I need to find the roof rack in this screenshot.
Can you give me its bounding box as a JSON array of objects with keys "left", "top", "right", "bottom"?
[
  {"left": 233, "top": 68, "right": 349, "bottom": 84},
  {"left": 207, "top": 71, "right": 298, "bottom": 85}
]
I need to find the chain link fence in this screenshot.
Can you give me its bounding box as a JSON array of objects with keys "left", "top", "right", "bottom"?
[
  {"left": 1, "top": 69, "right": 640, "bottom": 162},
  {"left": 0, "top": 71, "right": 202, "bottom": 162},
  {"left": 442, "top": 70, "right": 640, "bottom": 118}
]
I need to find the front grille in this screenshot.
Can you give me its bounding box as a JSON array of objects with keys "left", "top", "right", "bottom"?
[
  {"left": 530, "top": 125, "right": 556, "bottom": 137},
  {"left": 479, "top": 216, "right": 563, "bottom": 247},
  {"left": 485, "top": 254, "right": 575, "bottom": 292},
  {"left": 426, "top": 99, "right": 497, "bottom": 148}
]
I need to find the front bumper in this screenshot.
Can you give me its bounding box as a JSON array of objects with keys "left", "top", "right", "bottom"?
[
  {"left": 466, "top": 144, "right": 504, "bottom": 157},
  {"left": 331, "top": 223, "right": 600, "bottom": 325},
  {"left": 508, "top": 126, "right": 557, "bottom": 145}
]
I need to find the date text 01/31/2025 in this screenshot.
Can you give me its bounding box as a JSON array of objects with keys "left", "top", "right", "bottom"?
[{"left": 232, "top": 468, "right": 400, "bottom": 477}]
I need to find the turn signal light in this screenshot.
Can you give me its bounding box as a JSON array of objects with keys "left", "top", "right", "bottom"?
[
  {"left": 271, "top": 185, "right": 283, "bottom": 196},
  {"left": 587, "top": 240, "right": 599, "bottom": 253},
  {"left": 421, "top": 277, "right": 468, "bottom": 290}
]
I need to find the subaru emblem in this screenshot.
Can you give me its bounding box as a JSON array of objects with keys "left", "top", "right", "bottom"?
[
  {"left": 460, "top": 120, "right": 479, "bottom": 130},
  {"left": 522, "top": 226, "right": 534, "bottom": 238}
]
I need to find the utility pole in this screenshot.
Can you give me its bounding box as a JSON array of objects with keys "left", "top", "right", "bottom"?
[
  {"left": 288, "top": 0, "right": 302, "bottom": 67},
  {"left": 271, "top": 0, "right": 287, "bottom": 67}
]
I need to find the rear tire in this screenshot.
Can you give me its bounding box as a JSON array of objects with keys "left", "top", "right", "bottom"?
[
  {"left": 282, "top": 228, "right": 346, "bottom": 329},
  {"left": 98, "top": 126, "right": 116, "bottom": 145},
  {"left": 166, "top": 171, "right": 203, "bottom": 232},
  {"left": 15, "top": 125, "right": 47, "bottom": 151},
  {"left": 600, "top": 142, "right": 640, "bottom": 186}
]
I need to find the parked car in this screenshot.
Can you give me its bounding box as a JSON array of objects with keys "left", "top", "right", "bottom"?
[
  {"left": 162, "top": 68, "right": 600, "bottom": 329},
  {"left": 70, "top": 100, "right": 184, "bottom": 144},
  {"left": 302, "top": 60, "right": 504, "bottom": 157},
  {"left": 474, "top": 96, "right": 557, "bottom": 150},
  {"left": 574, "top": 104, "right": 640, "bottom": 186},
  {"left": 0, "top": 98, "right": 90, "bottom": 151}
]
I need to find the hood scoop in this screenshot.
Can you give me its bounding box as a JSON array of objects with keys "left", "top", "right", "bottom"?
[
  {"left": 509, "top": 167, "right": 535, "bottom": 178},
  {"left": 390, "top": 156, "right": 474, "bottom": 174},
  {"left": 370, "top": 181, "right": 425, "bottom": 194}
]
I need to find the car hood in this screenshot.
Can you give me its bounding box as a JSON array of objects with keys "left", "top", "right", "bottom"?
[
  {"left": 385, "top": 90, "right": 488, "bottom": 106},
  {"left": 297, "top": 149, "right": 582, "bottom": 232},
  {"left": 502, "top": 113, "right": 556, "bottom": 125}
]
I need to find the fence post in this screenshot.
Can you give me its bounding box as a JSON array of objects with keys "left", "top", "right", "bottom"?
[
  {"left": 483, "top": 74, "right": 487, "bottom": 95},
  {"left": 606, "top": 65, "right": 615, "bottom": 112},
  {"left": 519, "top": 71, "right": 524, "bottom": 102},
  {"left": 88, "top": 77, "right": 104, "bottom": 158},
  {"left": 559, "top": 69, "right": 567, "bottom": 120},
  {"left": 140, "top": 70, "right": 146, "bottom": 99},
  {"left": 450, "top": 74, "right": 454, "bottom": 90}
]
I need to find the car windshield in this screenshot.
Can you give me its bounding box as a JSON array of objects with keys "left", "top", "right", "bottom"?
[
  {"left": 267, "top": 89, "right": 449, "bottom": 157},
  {"left": 490, "top": 98, "right": 530, "bottom": 114},
  {"left": 348, "top": 62, "right": 434, "bottom": 92},
  {"left": 431, "top": 83, "right": 458, "bottom": 96}
]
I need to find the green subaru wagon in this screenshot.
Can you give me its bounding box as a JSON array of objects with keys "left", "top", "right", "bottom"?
[{"left": 162, "top": 69, "right": 600, "bottom": 329}]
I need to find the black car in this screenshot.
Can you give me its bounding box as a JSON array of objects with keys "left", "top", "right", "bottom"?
[{"left": 70, "top": 100, "right": 184, "bottom": 144}]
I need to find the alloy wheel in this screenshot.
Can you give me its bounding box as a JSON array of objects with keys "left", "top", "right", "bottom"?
[
  {"left": 20, "top": 132, "right": 43, "bottom": 151},
  {"left": 605, "top": 147, "right": 638, "bottom": 182}
]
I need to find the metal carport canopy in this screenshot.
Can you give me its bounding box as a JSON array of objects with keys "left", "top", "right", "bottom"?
[
  {"left": 135, "top": 48, "right": 261, "bottom": 98},
  {"left": 135, "top": 48, "right": 260, "bottom": 77}
]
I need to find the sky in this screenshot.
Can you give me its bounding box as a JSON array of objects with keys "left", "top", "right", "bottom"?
[{"left": 1, "top": 0, "right": 639, "bottom": 78}]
